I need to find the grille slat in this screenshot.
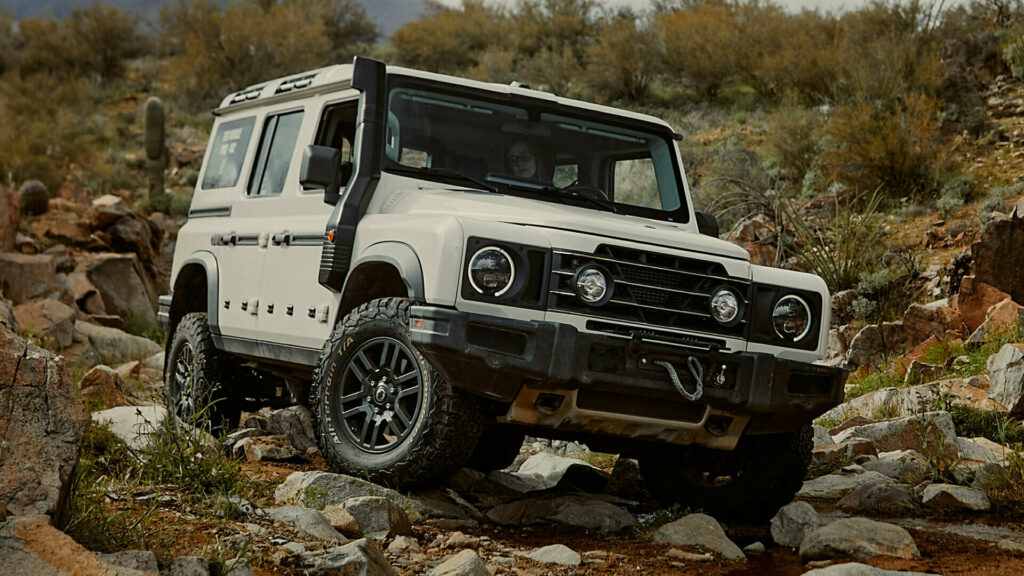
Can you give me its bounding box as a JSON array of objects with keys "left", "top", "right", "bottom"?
[{"left": 548, "top": 245, "right": 749, "bottom": 337}]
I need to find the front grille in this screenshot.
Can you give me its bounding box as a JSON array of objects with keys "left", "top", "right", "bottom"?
[{"left": 548, "top": 245, "right": 750, "bottom": 338}]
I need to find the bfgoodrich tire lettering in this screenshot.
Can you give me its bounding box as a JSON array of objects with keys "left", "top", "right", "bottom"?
[{"left": 311, "top": 298, "right": 484, "bottom": 488}]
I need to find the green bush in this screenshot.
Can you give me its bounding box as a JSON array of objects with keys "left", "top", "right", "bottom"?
[
  {"left": 764, "top": 105, "right": 825, "bottom": 187},
  {"left": 936, "top": 173, "right": 975, "bottom": 216},
  {"left": 947, "top": 405, "right": 1024, "bottom": 445}
]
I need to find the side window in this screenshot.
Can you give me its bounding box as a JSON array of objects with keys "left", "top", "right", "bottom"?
[
  {"left": 315, "top": 101, "right": 358, "bottom": 163},
  {"left": 201, "top": 117, "right": 255, "bottom": 190},
  {"left": 248, "top": 110, "right": 304, "bottom": 197},
  {"left": 612, "top": 157, "right": 661, "bottom": 209}
]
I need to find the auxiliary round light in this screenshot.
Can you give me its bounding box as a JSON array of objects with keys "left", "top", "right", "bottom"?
[
  {"left": 710, "top": 288, "right": 741, "bottom": 325},
  {"left": 468, "top": 247, "right": 515, "bottom": 296},
  {"left": 773, "top": 295, "right": 812, "bottom": 341},
  {"left": 575, "top": 267, "right": 610, "bottom": 304}
]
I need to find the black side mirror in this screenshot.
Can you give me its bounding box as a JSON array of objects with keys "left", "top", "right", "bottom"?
[
  {"left": 695, "top": 212, "right": 720, "bottom": 238},
  {"left": 299, "top": 145, "right": 348, "bottom": 205}
]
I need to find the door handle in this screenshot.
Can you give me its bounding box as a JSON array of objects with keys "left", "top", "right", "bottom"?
[
  {"left": 271, "top": 232, "right": 293, "bottom": 246},
  {"left": 213, "top": 233, "right": 237, "bottom": 246}
]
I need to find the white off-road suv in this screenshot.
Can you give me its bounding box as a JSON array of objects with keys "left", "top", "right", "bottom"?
[{"left": 161, "top": 57, "right": 845, "bottom": 521}]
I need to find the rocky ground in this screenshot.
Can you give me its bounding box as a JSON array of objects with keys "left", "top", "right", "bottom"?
[{"left": 5, "top": 79, "right": 1024, "bottom": 576}]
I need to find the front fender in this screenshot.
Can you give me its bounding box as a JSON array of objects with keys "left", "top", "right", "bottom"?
[{"left": 345, "top": 242, "right": 425, "bottom": 301}]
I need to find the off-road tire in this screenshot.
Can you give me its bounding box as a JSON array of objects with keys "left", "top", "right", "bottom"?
[
  {"left": 164, "top": 312, "right": 243, "bottom": 431},
  {"left": 311, "top": 298, "right": 484, "bottom": 489},
  {"left": 466, "top": 424, "right": 526, "bottom": 473},
  {"left": 638, "top": 425, "right": 813, "bottom": 523}
]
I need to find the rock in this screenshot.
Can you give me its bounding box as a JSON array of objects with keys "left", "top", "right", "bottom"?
[
  {"left": 861, "top": 450, "right": 930, "bottom": 479},
  {"left": 956, "top": 277, "right": 1011, "bottom": 332},
  {"left": 514, "top": 452, "right": 605, "bottom": 491},
  {"left": 0, "top": 324, "right": 86, "bottom": 520},
  {"left": 0, "top": 515, "right": 150, "bottom": 576},
  {"left": 98, "top": 550, "right": 159, "bottom": 572},
  {"left": 81, "top": 253, "right": 157, "bottom": 335},
  {"left": 819, "top": 379, "right": 996, "bottom": 423},
  {"left": 323, "top": 504, "right": 362, "bottom": 537},
  {"left": 651, "top": 513, "right": 746, "bottom": 561},
  {"left": 903, "top": 303, "right": 963, "bottom": 346},
  {"left": 108, "top": 215, "right": 162, "bottom": 265},
  {"left": 78, "top": 365, "right": 132, "bottom": 407},
  {"left": 743, "top": 541, "right": 766, "bottom": 554},
  {"left": 76, "top": 321, "right": 161, "bottom": 365},
  {"left": 921, "top": 483, "right": 991, "bottom": 511},
  {"left": 29, "top": 211, "right": 90, "bottom": 246},
  {"left": 847, "top": 322, "right": 906, "bottom": 368},
  {"left": 957, "top": 436, "right": 1009, "bottom": 464},
  {"left": 813, "top": 425, "right": 836, "bottom": 448},
  {"left": 0, "top": 296, "right": 16, "bottom": 332},
  {"left": 240, "top": 405, "right": 317, "bottom": 451},
  {"left": 235, "top": 435, "right": 301, "bottom": 461},
  {"left": 91, "top": 405, "right": 167, "bottom": 451},
  {"left": 803, "top": 563, "right": 935, "bottom": 575},
  {"left": 987, "top": 343, "right": 1024, "bottom": 414},
  {"left": 770, "top": 502, "right": 820, "bottom": 548},
  {"left": 799, "top": 518, "right": 920, "bottom": 561},
  {"left": 67, "top": 271, "right": 105, "bottom": 315},
  {"left": 428, "top": 549, "right": 489, "bottom": 576},
  {"left": 386, "top": 535, "right": 419, "bottom": 554},
  {"left": 0, "top": 253, "right": 56, "bottom": 304},
  {"left": 266, "top": 505, "right": 348, "bottom": 542},
  {"left": 832, "top": 412, "right": 958, "bottom": 457},
  {"left": 341, "top": 496, "right": 413, "bottom": 540},
  {"left": 485, "top": 493, "right": 636, "bottom": 533},
  {"left": 13, "top": 298, "right": 76, "bottom": 350},
  {"left": 520, "top": 544, "right": 582, "bottom": 566},
  {"left": 812, "top": 437, "right": 876, "bottom": 471},
  {"left": 903, "top": 360, "right": 945, "bottom": 385},
  {"left": 836, "top": 483, "right": 916, "bottom": 512},
  {"left": 167, "top": 556, "right": 210, "bottom": 576},
  {"left": 284, "top": 538, "right": 396, "bottom": 576},
  {"left": 798, "top": 467, "right": 894, "bottom": 499},
  {"left": 666, "top": 548, "right": 713, "bottom": 561},
  {"left": 997, "top": 539, "right": 1024, "bottom": 555},
  {"left": 968, "top": 298, "right": 1023, "bottom": 344},
  {"left": 972, "top": 212, "right": 1024, "bottom": 303},
  {"left": 275, "top": 471, "right": 412, "bottom": 510}
]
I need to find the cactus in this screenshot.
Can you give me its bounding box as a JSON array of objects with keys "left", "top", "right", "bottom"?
[
  {"left": 145, "top": 96, "right": 166, "bottom": 201},
  {"left": 18, "top": 180, "right": 48, "bottom": 216}
]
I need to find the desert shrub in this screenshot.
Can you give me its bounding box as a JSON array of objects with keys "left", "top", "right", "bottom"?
[
  {"left": 468, "top": 47, "right": 518, "bottom": 83},
  {"left": 694, "top": 145, "right": 785, "bottom": 235},
  {"left": 785, "top": 191, "right": 884, "bottom": 293},
  {"left": 517, "top": 46, "right": 584, "bottom": 96},
  {"left": 985, "top": 448, "right": 1024, "bottom": 513},
  {"left": 979, "top": 183, "right": 1024, "bottom": 224},
  {"left": 854, "top": 250, "right": 921, "bottom": 322},
  {"left": 764, "top": 105, "right": 826, "bottom": 187},
  {"left": 656, "top": 3, "right": 741, "bottom": 98},
  {"left": 138, "top": 408, "right": 243, "bottom": 499},
  {"left": 1006, "top": 34, "right": 1024, "bottom": 78},
  {"left": 511, "top": 0, "right": 597, "bottom": 63},
  {"left": 391, "top": 0, "right": 509, "bottom": 73},
  {"left": 946, "top": 405, "right": 1024, "bottom": 446},
  {"left": 0, "top": 9, "right": 14, "bottom": 77},
  {"left": 584, "top": 13, "right": 657, "bottom": 102},
  {"left": 937, "top": 173, "right": 975, "bottom": 216}
]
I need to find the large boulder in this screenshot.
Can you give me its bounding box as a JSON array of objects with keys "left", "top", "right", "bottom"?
[
  {"left": 75, "top": 322, "right": 161, "bottom": 366},
  {"left": 987, "top": 343, "right": 1024, "bottom": 414},
  {"left": 799, "top": 518, "right": 920, "bottom": 561},
  {"left": 832, "top": 412, "right": 958, "bottom": 457},
  {"left": 651, "top": 513, "right": 746, "bottom": 561},
  {"left": 13, "top": 299, "right": 76, "bottom": 350},
  {"left": 770, "top": 502, "right": 820, "bottom": 548},
  {"left": 0, "top": 323, "right": 86, "bottom": 520},
  {"left": 847, "top": 322, "right": 906, "bottom": 368},
  {"left": 972, "top": 212, "right": 1024, "bottom": 303},
  {"left": 265, "top": 505, "right": 347, "bottom": 542},
  {"left": 902, "top": 303, "right": 964, "bottom": 346},
  {"left": 968, "top": 298, "right": 1023, "bottom": 344},
  {"left": 428, "top": 549, "right": 490, "bottom": 576},
  {"left": 340, "top": 496, "right": 412, "bottom": 540},
  {"left": 797, "top": 466, "right": 894, "bottom": 500},
  {"left": 91, "top": 405, "right": 167, "bottom": 451},
  {"left": 485, "top": 493, "right": 636, "bottom": 533},
  {"left": 0, "top": 253, "right": 56, "bottom": 304},
  {"left": 80, "top": 254, "right": 157, "bottom": 336},
  {"left": 956, "top": 276, "right": 1011, "bottom": 332},
  {"left": 514, "top": 452, "right": 606, "bottom": 491},
  {"left": 77, "top": 365, "right": 133, "bottom": 407},
  {"left": 86, "top": 196, "right": 162, "bottom": 265},
  {"left": 922, "top": 484, "right": 991, "bottom": 511}
]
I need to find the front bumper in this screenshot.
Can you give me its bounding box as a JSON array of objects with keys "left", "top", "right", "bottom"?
[{"left": 409, "top": 306, "right": 845, "bottom": 445}]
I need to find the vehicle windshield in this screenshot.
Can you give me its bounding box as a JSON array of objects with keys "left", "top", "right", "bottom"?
[{"left": 382, "top": 78, "right": 687, "bottom": 222}]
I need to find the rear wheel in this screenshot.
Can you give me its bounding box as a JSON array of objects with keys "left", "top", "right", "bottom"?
[
  {"left": 311, "top": 298, "right": 484, "bottom": 488},
  {"left": 164, "top": 312, "right": 242, "bottom": 431},
  {"left": 638, "top": 426, "right": 813, "bottom": 523}
]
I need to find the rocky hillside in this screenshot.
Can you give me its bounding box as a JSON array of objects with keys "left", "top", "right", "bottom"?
[{"left": 4, "top": 69, "right": 1024, "bottom": 576}]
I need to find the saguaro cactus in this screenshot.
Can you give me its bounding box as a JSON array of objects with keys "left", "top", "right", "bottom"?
[{"left": 145, "top": 96, "right": 166, "bottom": 202}]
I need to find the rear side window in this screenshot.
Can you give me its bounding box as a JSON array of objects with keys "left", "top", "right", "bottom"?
[
  {"left": 202, "top": 117, "right": 255, "bottom": 189},
  {"left": 248, "top": 110, "right": 304, "bottom": 197}
]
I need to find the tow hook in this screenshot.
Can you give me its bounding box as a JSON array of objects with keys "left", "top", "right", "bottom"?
[{"left": 641, "top": 356, "right": 704, "bottom": 401}]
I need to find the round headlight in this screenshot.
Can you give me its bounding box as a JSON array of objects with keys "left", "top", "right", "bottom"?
[
  {"left": 710, "top": 288, "right": 741, "bottom": 325},
  {"left": 468, "top": 247, "right": 515, "bottom": 296},
  {"left": 576, "top": 267, "right": 610, "bottom": 304},
  {"left": 773, "top": 295, "right": 812, "bottom": 341}
]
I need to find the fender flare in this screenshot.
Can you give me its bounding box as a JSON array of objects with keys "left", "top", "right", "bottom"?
[
  {"left": 342, "top": 242, "right": 425, "bottom": 302},
  {"left": 173, "top": 250, "right": 222, "bottom": 332}
]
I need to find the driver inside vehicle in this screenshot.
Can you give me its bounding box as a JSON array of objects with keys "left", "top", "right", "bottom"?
[{"left": 505, "top": 140, "right": 551, "bottom": 183}]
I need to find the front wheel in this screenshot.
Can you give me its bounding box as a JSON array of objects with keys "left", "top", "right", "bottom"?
[
  {"left": 638, "top": 426, "right": 813, "bottom": 523},
  {"left": 311, "top": 298, "right": 484, "bottom": 489}
]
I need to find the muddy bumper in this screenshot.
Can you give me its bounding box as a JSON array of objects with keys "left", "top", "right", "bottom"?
[{"left": 408, "top": 306, "right": 846, "bottom": 441}]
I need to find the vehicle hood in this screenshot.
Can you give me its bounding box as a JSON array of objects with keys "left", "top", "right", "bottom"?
[{"left": 379, "top": 186, "right": 751, "bottom": 261}]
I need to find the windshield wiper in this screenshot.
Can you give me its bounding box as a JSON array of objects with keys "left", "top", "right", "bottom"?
[
  {"left": 387, "top": 165, "right": 498, "bottom": 194},
  {"left": 544, "top": 182, "right": 617, "bottom": 213}
]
